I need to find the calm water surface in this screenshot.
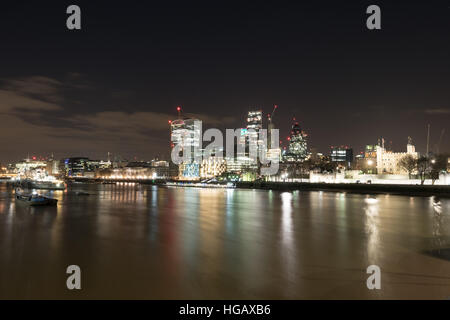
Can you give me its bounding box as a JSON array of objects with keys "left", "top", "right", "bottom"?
[{"left": 0, "top": 182, "right": 449, "bottom": 299}]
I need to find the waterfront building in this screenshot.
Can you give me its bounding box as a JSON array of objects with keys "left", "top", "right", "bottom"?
[
  {"left": 178, "top": 163, "right": 200, "bottom": 180},
  {"left": 15, "top": 158, "right": 47, "bottom": 172},
  {"left": 151, "top": 160, "right": 171, "bottom": 178},
  {"left": 200, "top": 157, "right": 227, "bottom": 179},
  {"left": 99, "top": 160, "right": 171, "bottom": 180},
  {"left": 108, "top": 167, "right": 150, "bottom": 180},
  {"left": 330, "top": 146, "right": 353, "bottom": 169},
  {"left": 224, "top": 154, "right": 258, "bottom": 182},
  {"left": 46, "top": 159, "right": 61, "bottom": 176},
  {"left": 85, "top": 159, "right": 112, "bottom": 171},
  {"left": 376, "top": 137, "right": 419, "bottom": 174},
  {"left": 64, "top": 157, "right": 90, "bottom": 177}
]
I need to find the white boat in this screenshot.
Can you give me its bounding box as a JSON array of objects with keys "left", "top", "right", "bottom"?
[{"left": 15, "top": 178, "right": 66, "bottom": 190}]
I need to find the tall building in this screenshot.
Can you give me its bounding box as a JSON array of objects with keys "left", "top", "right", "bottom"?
[
  {"left": 246, "top": 110, "right": 263, "bottom": 160},
  {"left": 223, "top": 116, "right": 260, "bottom": 178},
  {"left": 246, "top": 110, "right": 263, "bottom": 132},
  {"left": 170, "top": 118, "right": 202, "bottom": 161},
  {"left": 283, "top": 120, "right": 308, "bottom": 162},
  {"left": 170, "top": 117, "right": 202, "bottom": 180}
]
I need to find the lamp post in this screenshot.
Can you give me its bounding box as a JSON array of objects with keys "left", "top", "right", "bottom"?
[{"left": 367, "top": 159, "right": 374, "bottom": 174}]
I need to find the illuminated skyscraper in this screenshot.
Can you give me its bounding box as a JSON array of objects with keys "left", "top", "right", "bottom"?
[
  {"left": 247, "top": 110, "right": 263, "bottom": 131},
  {"left": 170, "top": 119, "right": 202, "bottom": 159},
  {"left": 170, "top": 117, "right": 202, "bottom": 180},
  {"left": 246, "top": 110, "right": 263, "bottom": 160},
  {"left": 283, "top": 120, "right": 308, "bottom": 162}
]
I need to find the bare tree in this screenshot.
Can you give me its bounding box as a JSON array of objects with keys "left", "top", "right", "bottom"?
[
  {"left": 416, "top": 156, "right": 430, "bottom": 185},
  {"left": 398, "top": 155, "right": 416, "bottom": 179}
]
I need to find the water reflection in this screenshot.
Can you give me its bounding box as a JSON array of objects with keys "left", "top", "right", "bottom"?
[
  {"left": 0, "top": 183, "right": 450, "bottom": 299},
  {"left": 364, "top": 196, "right": 380, "bottom": 264},
  {"left": 431, "top": 197, "right": 444, "bottom": 254},
  {"left": 280, "top": 192, "right": 296, "bottom": 289}
]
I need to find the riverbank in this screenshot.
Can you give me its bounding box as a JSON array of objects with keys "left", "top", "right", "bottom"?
[
  {"left": 235, "top": 181, "right": 450, "bottom": 198},
  {"left": 6, "top": 178, "right": 449, "bottom": 198}
]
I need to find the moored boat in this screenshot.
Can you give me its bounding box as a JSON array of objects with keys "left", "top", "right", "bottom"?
[
  {"left": 15, "top": 189, "right": 58, "bottom": 206},
  {"left": 14, "top": 178, "right": 66, "bottom": 190}
]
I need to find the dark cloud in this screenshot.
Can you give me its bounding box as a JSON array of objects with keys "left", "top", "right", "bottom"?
[{"left": 0, "top": 76, "right": 236, "bottom": 163}]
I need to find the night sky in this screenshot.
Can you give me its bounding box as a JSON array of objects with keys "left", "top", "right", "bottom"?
[{"left": 0, "top": 1, "right": 449, "bottom": 164}]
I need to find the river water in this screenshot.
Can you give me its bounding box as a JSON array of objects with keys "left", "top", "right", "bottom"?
[{"left": 0, "top": 182, "right": 449, "bottom": 299}]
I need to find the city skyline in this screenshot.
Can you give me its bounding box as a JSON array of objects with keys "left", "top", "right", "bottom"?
[
  {"left": 1, "top": 1, "right": 450, "bottom": 302},
  {"left": 1, "top": 2, "right": 449, "bottom": 163},
  {"left": 0, "top": 101, "right": 443, "bottom": 164}
]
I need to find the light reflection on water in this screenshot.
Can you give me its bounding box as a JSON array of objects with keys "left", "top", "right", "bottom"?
[
  {"left": 364, "top": 196, "right": 380, "bottom": 264},
  {"left": 0, "top": 183, "right": 449, "bottom": 299}
]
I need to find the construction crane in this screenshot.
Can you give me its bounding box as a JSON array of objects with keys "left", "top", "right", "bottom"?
[
  {"left": 267, "top": 105, "right": 278, "bottom": 149},
  {"left": 267, "top": 104, "right": 278, "bottom": 125}
]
